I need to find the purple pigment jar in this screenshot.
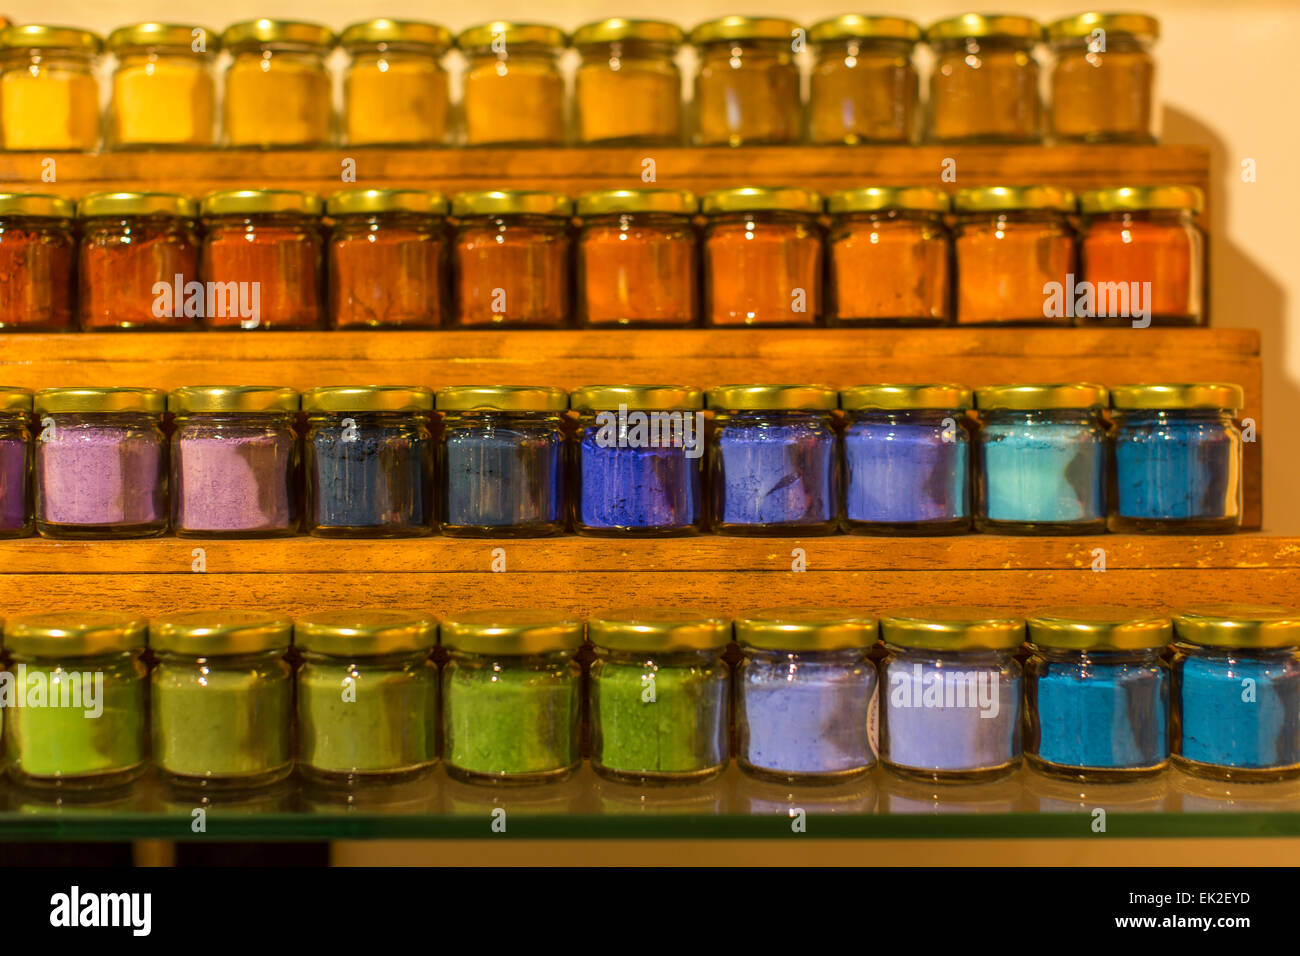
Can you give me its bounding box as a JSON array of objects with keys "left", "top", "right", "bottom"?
[
  {"left": 169, "top": 386, "right": 300, "bottom": 537},
  {"left": 0, "top": 388, "right": 32, "bottom": 537},
  {"left": 33, "top": 387, "right": 167, "bottom": 538},
  {"left": 840, "top": 384, "right": 972, "bottom": 535}
]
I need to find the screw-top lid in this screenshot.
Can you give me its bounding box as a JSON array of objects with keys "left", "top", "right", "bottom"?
[
  {"left": 880, "top": 606, "right": 1025, "bottom": 650},
  {"left": 841, "top": 384, "right": 972, "bottom": 411},
  {"left": 808, "top": 15, "right": 922, "bottom": 44},
  {"left": 1047, "top": 13, "right": 1159, "bottom": 43},
  {"left": 0, "top": 388, "right": 33, "bottom": 412},
  {"left": 926, "top": 14, "right": 1042, "bottom": 42},
  {"left": 1110, "top": 383, "right": 1244, "bottom": 411},
  {"left": 441, "top": 609, "right": 583, "bottom": 655},
  {"left": 571, "top": 18, "right": 685, "bottom": 47},
  {"left": 954, "top": 186, "right": 1075, "bottom": 213},
  {"left": 827, "top": 186, "right": 950, "bottom": 215},
  {"left": 302, "top": 386, "right": 433, "bottom": 414},
  {"left": 735, "top": 607, "right": 878, "bottom": 651},
  {"left": 1027, "top": 606, "right": 1172, "bottom": 651},
  {"left": 200, "top": 189, "right": 323, "bottom": 218},
  {"left": 435, "top": 386, "right": 567, "bottom": 413},
  {"left": 707, "top": 384, "right": 837, "bottom": 411},
  {"left": 570, "top": 385, "right": 703, "bottom": 412},
  {"left": 589, "top": 608, "right": 730, "bottom": 652},
  {"left": 0, "top": 194, "right": 76, "bottom": 219},
  {"left": 702, "top": 186, "right": 821, "bottom": 215},
  {"left": 1173, "top": 604, "right": 1300, "bottom": 649},
  {"left": 0, "top": 24, "right": 103, "bottom": 52},
  {"left": 1079, "top": 185, "right": 1202, "bottom": 215},
  {"left": 107, "top": 23, "right": 217, "bottom": 53},
  {"left": 450, "top": 190, "right": 572, "bottom": 218},
  {"left": 221, "top": 19, "right": 335, "bottom": 50},
  {"left": 975, "top": 383, "right": 1108, "bottom": 411},
  {"left": 150, "top": 611, "right": 293, "bottom": 655},
  {"left": 339, "top": 19, "right": 452, "bottom": 51},
  {"left": 295, "top": 610, "right": 437, "bottom": 656},
  {"left": 576, "top": 188, "right": 696, "bottom": 217},
  {"left": 4, "top": 612, "right": 146, "bottom": 657},
  {"left": 35, "top": 387, "right": 165, "bottom": 415},
  {"left": 690, "top": 16, "right": 801, "bottom": 45},
  {"left": 168, "top": 386, "right": 298, "bottom": 414},
  {"left": 78, "top": 192, "right": 197, "bottom": 219},
  {"left": 456, "top": 22, "right": 567, "bottom": 50},
  {"left": 326, "top": 188, "right": 447, "bottom": 217}
]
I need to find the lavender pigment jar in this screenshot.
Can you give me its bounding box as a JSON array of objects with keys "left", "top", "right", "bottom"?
[
  {"left": 34, "top": 387, "right": 167, "bottom": 538},
  {"left": 0, "top": 388, "right": 33, "bottom": 537},
  {"left": 169, "top": 386, "right": 300, "bottom": 537}
]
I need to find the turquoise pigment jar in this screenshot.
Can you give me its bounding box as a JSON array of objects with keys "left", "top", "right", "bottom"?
[
  {"left": 1171, "top": 604, "right": 1300, "bottom": 782},
  {"left": 1025, "top": 606, "right": 1171, "bottom": 781},
  {"left": 974, "top": 383, "right": 1108, "bottom": 534},
  {"left": 734, "top": 608, "right": 879, "bottom": 784},
  {"left": 1108, "top": 383, "right": 1243, "bottom": 533}
]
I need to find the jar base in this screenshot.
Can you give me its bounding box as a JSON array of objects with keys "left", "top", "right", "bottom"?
[
  {"left": 882, "top": 758, "right": 1021, "bottom": 784},
  {"left": 1075, "top": 314, "right": 1201, "bottom": 328},
  {"left": 159, "top": 764, "right": 293, "bottom": 790},
  {"left": 974, "top": 518, "right": 1108, "bottom": 535},
  {"left": 574, "top": 524, "right": 702, "bottom": 538},
  {"left": 308, "top": 525, "right": 433, "bottom": 538},
  {"left": 297, "top": 762, "right": 438, "bottom": 787},
  {"left": 738, "top": 759, "right": 875, "bottom": 786},
  {"left": 1107, "top": 515, "right": 1241, "bottom": 534},
  {"left": 443, "top": 763, "right": 578, "bottom": 786},
  {"left": 37, "top": 520, "right": 167, "bottom": 539},
  {"left": 1026, "top": 753, "right": 1167, "bottom": 783},
  {"left": 173, "top": 527, "right": 298, "bottom": 539},
  {"left": 439, "top": 524, "right": 566, "bottom": 538},
  {"left": 8, "top": 762, "right": 146, "bottom": 790},
  {"left": 828, "top": 316, "right": 950, "bottom": 327},
  {"left": 1172, "top": 755, "right": 1300, "bottom": 783},
  {"left": 843, "top": 517, "right": 971, "bottom": 536},
  {"left": 711, "top": 522, "right": 839, "bottom": 537},
  {"left": 592, "top": 762, "right": 726, "bottom": 786}
]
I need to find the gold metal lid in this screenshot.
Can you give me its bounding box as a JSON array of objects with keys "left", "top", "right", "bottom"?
[
  {"left": 734, "top": 607, "right": 879, "bottom": 651},
  {"left": 827, "top": 187, "right": 950, "bottom": 215},
  {"left": 78, "top": 192, "right": 197, "bottom": 219},
  {"left": 450, "top": 190, "right": 572, "bottom": 218},
  {"left": 34, "top": 387, "right": 165, "bottom": 415},
  {"left": 840, "top": 384, "right": 972, "bottom": 411},
  {"left": 302, "top": 386, "right": 433, "bottom": 414},
  {"left": 576, "top": 189, "right": 696, "bottom": 217},
  {"left": 0, "top": 194, "right": 75, "bottom": 219},
  {"left": 441, "top": 609, "right": 583, "bottom": 655},
  {"left": 200, "top": 189, "right": 323, "bottom": 218},
  {"left": 435, "top": 386, "right": 567, "bottom": 413},
  {"left": 690, "top": 16, "right": 801, "bottom": 45},
  {"left": 150, "top": 611, "right": 293, "bottom": 655},
  {"left": 456, "top": 22, "right": 567, "bottom": 50},
  {"left": 808, "top": 15, "right": 922, "bottom": 43},
  {"left": 168, "top": 386, "right": 299, "bottom": 414},
  {"left": 1110, "top": 383, "right": 1244, "bottom": 411},
  {"left": 326, "top": 188, "right": 447, "bottom": 217},
  {"left": 221, "top": 19, "right": 335, "bottom": 50},
  {"left": 954, "top": 186, "right": 1075, "bottom": 213},
  {"left": 589, "top": 608, "right": 730, "bottom": 652},
  {"left": 295, "top": 610, "right": 437, "bottom": 656},
  {"left": 1027, "top": 606, "right": 1172, "bottom": 651},
  {"left": 1048, "top": 12, "right": 1159, "bottom": 42},
  {"left": 0, "top": 24, "right": 103, "bottom": 52},
  {"left": 1079, "top": 186, "right": 1203, "bottom": 215},
  {"left": 571, "top": 18, "right": 685, "bottom": 47},
  {"left": 1173, "top": 604, "right": 1300, "bottom": 649},
  {"left": 926, "top": 14, "right": 1043, "bottom": 42},
  {"left": 0, "top": 388, "right": 32, "bottom": 412},
  {"left": 975, "top": 383, "right": 1108, "bottom": 411},
  {"left": 880, "top": 606, "right": 1025, "bottom": 651},
  {"left": 340, "top": 19, "right": 452, "bottom": 51},
  {"left": 107, "top": 23, "right": 217, "bottom": 52},
  {"left": 570, "top": 385, "right": 703, "bottom": 412},
  {"left": 701, "top": 187, "right": 821, "bottom": 215},
  {"left": 707, "top": 385, "right": 838, "bottom": 411},
  {"left": 3, "top": 612, "right": 146, "bottom": 657}
]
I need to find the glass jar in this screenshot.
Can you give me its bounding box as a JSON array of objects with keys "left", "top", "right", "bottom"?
[
  {"left": 702, "top": 187, "right": 822, "bottom": 326},
  {"left": 169, "top": 386, "right": 299, "bottom": 538},
  {"left": 576, "top": 189, "right": 697, "bottom": 327},
  {"left": 879, "top": 607, "right": 1024, "bottom": 781},
  {"left": 1172, "top": 605, "right": 1300, "bottom": 782},
  {"left": 0, "top": 25, "right": 101, "bottom": 151},
  {"left": 341, "top": 19, "right": 451, "bottom": 146},
  {"left": 1025, "top": 606, "right": 1171, "bottom": 781},
  {"left": 840, "top": 385, "right": 972, "bottom": 534},
  {"left": 200, "top": 189, "right": 324, "bottom": 329},
  {"left": 303, "top": 386, "right": 434, "bottom": 537},
  {"left": 150, "top": 612, "right": 293, "bottom": 788},
  {"left": 927, "top": 14, "right": 1043, "bottom": 143},
  {"left": 451, "top": 190, "right": 571, "bottom": 328},
  {"left": 570, "top": 385, "right": 704, "bottom": 536},
  {"left": 437, "top": 386, "right": 567, "bottom": 536},
  {"left": 33, "top": 388, "right": 167, "bottom": 539},
  {"left": 808, "top": 15, "right": 920, "bottom": 145},
  {"left": 0, "top": 193, "right": 76, "bottom": 331},
  {"left": 296, "top": 610, "right": 439, "bottom": 785},
  {"left": 327, "top": 188, "right": 447, "bottom": 329},
  {"left": 2, "top": 613, "right": 147, "bottom": 788},
  {"left": 826, "top": 187, "right": 951, "bottom": 325},
  {"left": 1109, "top": 384, "right": 1243, "bottom": 533},
  {"left": 691, "top": 16, "right": 801, "bottom": 146},
  {"left": 0, "top": 389, "right": 32, "bottom": 537},
  {"left": 458, "top": 21, "right": 566, "bottom": 147},
  {"left": 573, "top": 18, "right": 683, "bottom": 145},
  {"left": 589, "top": 609, "right": 730, "bottom": 783},
  {"left": 1079, "top": 186, "right": 1204, "bottom": 327},
  {"left": 707, "top": 385, "right": 839, "bottom": 535},
  {"left": 1048, "top": 13, "right": 1157, "bottom": 143},
  {"left": 107, "top": 22, "right": 217, "bottom": 148},
  {"left": 222, "top": 19, "right": 334, "bottom": 148},
  {"left": 974, "top": 384, "right": 1108, "bottom": 534},
  {"left": 78, "top": 192, "right": 200, "bottom": 330},
  {"left": 441, "top": 610, "right": 583, "bottom": 784},
  {"left": 953, "top": 186, "right": 1076, "bottom": 325},
  {"left": 735, "top": 608, "right": 878, "bottom": 784}
]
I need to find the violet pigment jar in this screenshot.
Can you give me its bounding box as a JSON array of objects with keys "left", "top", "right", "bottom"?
[
  {"left": 570, "top": 384, "right": 704, "bottom": 537},
  {"left": 33, "top": 387, "right": 167, "bottom": 539},
  {"left": 0, "top": 388, "right": 33, "bottom": 537},
  {"left": 169, "top": 386, "right": 300, "bottom": 537},
  {"left": 840, "top": 384, "right": 972, "bottom": 535},
  {"left": 706, "top": 384, "right": 839, "bottom": 535}
]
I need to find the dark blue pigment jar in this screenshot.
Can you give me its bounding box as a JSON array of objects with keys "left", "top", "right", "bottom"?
[
  {"left": 1172, "top": 604, "right": 1300, "bottom": 782},
  {"left": 570, "top": 385, "right": 704, "bottom": 536},
  {"left": 304, "top": 386, "right": 434, "bottom": 537},
  {"left": 840, "top": 384, "right": 971, "bottom": 535},
  {"left": 1025, "top": 606, "right": 1170, "bottom": 782},
  {"left": 1109, "top": 383, "right": 1243, "bottom": 533},
  {"left": 706, "top": 384, "right": 839, "bottom": 535},
  {"left": 437, "top": 386, "right": 567, "bottom": 537}
]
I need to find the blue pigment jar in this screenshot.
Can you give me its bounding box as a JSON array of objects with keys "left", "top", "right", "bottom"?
[
  {"left": 707, "top": 384, "right": 839, "bottom": 535},
  {"left": 735, "top": 608, "right": 878, "bottom": 784},
  {"left": 1025, "top": 606, "right": 1171, "bottom": 781},
  {"left": 1172, "top": 604, "right": 1300, "bottom": 782},
  {"left": 570, "top": 385, "right": 704, "bottom": 536},
  {"left": 436, "top": 386, "right": 567, "bottom": 537},
  {"left": 1109, "top": 383, "right": 1243, "bottom": 533},
  {"left": 975, "top": 383, "right": 1108, "bottom": 534},
  {"left": 840, "top": 384, "right": 971, "bottom": 535},
  {"left": 304, "top": 386, "right": 434, "bottom": 537}
]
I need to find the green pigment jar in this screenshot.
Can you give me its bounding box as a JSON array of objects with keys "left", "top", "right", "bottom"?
[
  {"left": 150, "top": 611, "right": 293, "bottom": 788},
  {"left": 589, "top": 608, "right": 731, "bottom": 783},
  {"left": 441, "top": 609, "right": 583, "bottom": 784},
  {"left": 2, "top": 612, "right": 147, "bottom": 788},
  {"left": 295, "top": 609, "right": 439, "bottom": 784}
]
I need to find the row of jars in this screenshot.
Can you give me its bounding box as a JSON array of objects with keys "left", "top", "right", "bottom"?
[
  {"left": 0, "top": 184, "right": 1206, "bottom": 331},
  {"left": 0, "top": 382, "right": 1244, "bottom": 540},
  {"left": 4, "top": 603, "right": 1297, "bottom": 790},
  {"left": 0, "top": 14, "right": 1159, "bottom": 152}
]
